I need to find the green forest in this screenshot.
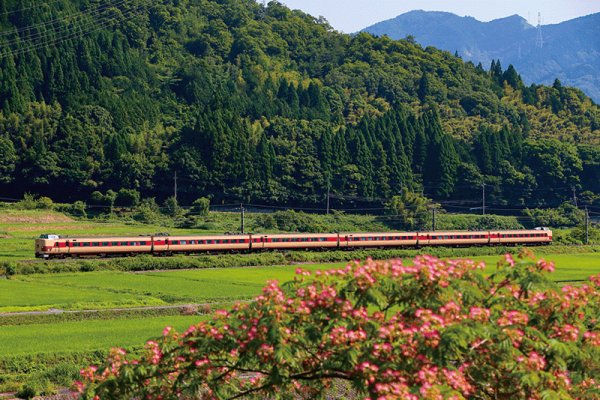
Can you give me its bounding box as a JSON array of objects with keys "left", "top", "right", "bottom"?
[{"left": 0, "top": 0, "right": 599, "bottom": 209}]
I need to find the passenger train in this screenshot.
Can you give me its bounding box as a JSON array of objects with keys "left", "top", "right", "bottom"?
[{"left": 35, "top": 229, "right": 552, "bottom": 259}]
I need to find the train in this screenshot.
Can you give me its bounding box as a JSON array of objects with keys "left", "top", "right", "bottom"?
[{"left": 35, "top": 229, "right": 552, "bottom": 259}]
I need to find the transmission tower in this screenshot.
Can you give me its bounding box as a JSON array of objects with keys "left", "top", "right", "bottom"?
[{"left": 535, "top": 12, "right": 544, "bottom": 49}]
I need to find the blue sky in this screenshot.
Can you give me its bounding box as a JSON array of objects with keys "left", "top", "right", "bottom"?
[{"left": 278, "top": 0, "right": 600, "bottom": 33}]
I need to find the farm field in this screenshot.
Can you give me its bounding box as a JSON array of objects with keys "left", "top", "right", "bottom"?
[
  {"left": 0, "top": 315, "right": 204, "bottom": 356},
  {"left": 0, "top": 253, "right": 599, "bottom": 393},
  {"left": 2, "top": 252, "right": 598, "bottom": 314},
  {"left": 2, "top": 207, "right": 600, "bottom": 394}
]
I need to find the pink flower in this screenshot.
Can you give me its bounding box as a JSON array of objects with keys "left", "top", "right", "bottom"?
[
  {"left": 497, "top": 310, "right": 529, "bottom": 327},
  {"left": 536, "top": 259, "right": 555, "bottom": 273},
  {"left": 551, "top": 324, "right": 579, "bottom": 342},
  {"left": 469, "top": 307, "right": 490, "bottom": 322}
]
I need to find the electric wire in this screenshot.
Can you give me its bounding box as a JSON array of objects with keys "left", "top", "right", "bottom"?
[{"left": 0, "top": 0, "right": 151, "bottom": 60}]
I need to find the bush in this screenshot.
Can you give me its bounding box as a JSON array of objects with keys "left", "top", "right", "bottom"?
[
  {"left": 192, "top": 197, "right": 210, "bottom": 217},
  {"left": 15, "top": 385, "right": 36, "bottom": 399},
  {"left": 115, "top": 189, "right": 140, "bottom": 207},
  {"left": 79, "top": 253, "right": 600, "bottom": 399},
  {"left": 16, "top": 193, "right": 38, "bottom": 210},
  {"left": 35, "top": 197, "right": 54, "bottom": 210},
  {"left": 70, "top": 201, "right": 87, "bottom": 218},
  {"left": 132, "top": 198, "right": 162, "bottom": 223},
  {"left": 162, "top": 196, "right": 184, "bottom": 219},
  {"left": 524, "top": 202, "right": 584, "bottom": 228}
]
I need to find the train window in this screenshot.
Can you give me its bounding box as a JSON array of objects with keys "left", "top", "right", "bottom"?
[
  {"left": 92, "top": 242, "right": 99, "bottom": 247},
  {"left": 82, "top": 242, "right": 89, "bottom": 247},
  {"left": 111, "top": 242, "right": 118, "bottom": 246}
]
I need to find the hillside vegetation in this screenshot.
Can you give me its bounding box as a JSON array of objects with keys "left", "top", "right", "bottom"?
[
  {"left": 0, "top": 0, "right": 599, "bottom": 208},
  {"left": 363, "top": 11, "right": 600, "bottom": 103}
]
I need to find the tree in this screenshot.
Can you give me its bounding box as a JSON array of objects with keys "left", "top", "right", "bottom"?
[
  {"left": 162, "top": 196, "right": 183, "bottom": 219},
  {"left": 115, "top": 188, "right": 140, "bottom": 207},
  {"left": 385, "top": 190, "right": 435, "bottom": 230},
  {"left": 79, "top": 253, "right": 600, "bottom": 399},
  {"left": 192, "top": 197, "right": 210, "bottom": 217},
  {"left": 0, "top": 136, "right": 16, "bottom": 183}
]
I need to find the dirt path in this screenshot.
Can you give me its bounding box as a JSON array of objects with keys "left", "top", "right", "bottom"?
[{"left": 0, "top": 304, "right": 205, "bottom": 317}]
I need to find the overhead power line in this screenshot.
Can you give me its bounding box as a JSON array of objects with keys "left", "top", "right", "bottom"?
[
  {"left": 0, "top": 0, "right": 152, "bottom": 60},
  {"left": 0, "top": 0, "right": 125, "bottom": 38},
  {"left": 0, "top": 0, "right": 66, "bottom": 17}
]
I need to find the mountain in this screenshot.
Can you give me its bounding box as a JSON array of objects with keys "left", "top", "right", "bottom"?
[
  {"left": 0, "top": 0, "right": 598, "bottom": 209},
  {"left": 363, "top": 11, "right": 600, "bottom": 103}
]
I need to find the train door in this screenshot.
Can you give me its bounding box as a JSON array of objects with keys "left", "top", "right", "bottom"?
[
  {"left": 342, "top": 234, "right": 351, "bottom": 249},
  {"left": 252, "top": 235, "right": 265, "bottom": 251}
]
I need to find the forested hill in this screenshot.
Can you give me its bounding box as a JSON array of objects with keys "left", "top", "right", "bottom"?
[
  {"left": 363, "top": 11, "right": 600, "bottom": 103},
  {"left": 0, "top": 0, "right": 599, "bottom": 209}
]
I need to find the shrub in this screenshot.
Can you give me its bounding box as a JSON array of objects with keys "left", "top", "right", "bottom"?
[
  {"left": 16, "top": 193, "right": 38, "bottom": 210},
  {"left": 162, "top": 196, "right": 184, "bottom": 219},
  {"left": 192, "top": 197, "right": 210, "bottom": 217},
  {"left": 524, "top": 202, "right": 585, "bottom": 228},
  {"left": 35, "top": 196, "right": 54, "bottom": 210},
  {"left": 132, "top": 198, "right": 162, "bottom": 223},
  {"left": 15, "top": 385, "right": 36, "bottom": 399},
  {"left": 79, "top": 253, "right": 600, "bottom": 399},
  {"left": 180, "top": 305, "right": 199, "bottom": 316},
  {"left": 69, "top": 201, "right": 87, "bottom": 218},
  {"left": 115, "top": 188, "right": 140, "bottom": 207}
]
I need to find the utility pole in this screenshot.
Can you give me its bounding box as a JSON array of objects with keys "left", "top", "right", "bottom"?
[
  {"left": 585, "top": 205, "right": 589, "bottom": 245},
  {"left": 482, "top": 184, "right": 486, "bottom": 215},
  {"left": 174, "top": 171, "right": 178, "bottom": 202},
  {"left": 572, "top": 187, "right": 578, "bottom": 207},
  {"left": 432, "top": 207, "right": 436, "bottom": 231},
  {"left": 240, "top": 204, "right": 245, "bottom": 234}
]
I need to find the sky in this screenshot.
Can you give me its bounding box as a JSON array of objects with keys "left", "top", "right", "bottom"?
[{"left": 278, "top": 0, "right": 600, "bottom": 33}]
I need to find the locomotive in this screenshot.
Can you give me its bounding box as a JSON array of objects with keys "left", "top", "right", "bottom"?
[{"left": 35, "top": 229, "right": 552, "bottom": 259}]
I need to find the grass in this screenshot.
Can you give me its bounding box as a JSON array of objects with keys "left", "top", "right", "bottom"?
[
  {"left": 0, "top": 206, "right": 598, "bottom": 393},
  {"left": 0, "top": 315, "right": 204, "bottom": 356},
  {"left": 3, "top": 252, "right": 599, "bottom": 314},
  {"left": 0, "top": 277, "right": 166, "bottom": 313}
]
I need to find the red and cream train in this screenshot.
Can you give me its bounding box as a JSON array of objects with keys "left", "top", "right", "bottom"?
[{"left": 35, "top": 229, "right": 552, "bottom": 259}]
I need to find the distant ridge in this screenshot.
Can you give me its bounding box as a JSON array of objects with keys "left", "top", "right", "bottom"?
[{"left": 363, "top": 11, "right": 600, "bottom": 102}]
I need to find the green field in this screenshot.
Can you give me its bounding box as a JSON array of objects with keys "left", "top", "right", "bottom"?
[
  {"left": 3, "top": 253, "right": 599, "bottom": 315},
  {"left": 0, "top": 315, "right": 203, "bottom": 356},
  {"left": 1, "top": 207, "right": 600, "bottom": 394}
]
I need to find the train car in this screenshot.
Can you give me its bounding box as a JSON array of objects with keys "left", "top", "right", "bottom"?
[
  {"left": 495, "top": 229, "right": 552, "bottom": 246},
  {"left": 35, "top": 234, "right": 153, "bottom": 258},
  {"left": 341, "top": 232, "right": 418, "bottom": 248},
  {"left": 422, "top": 231, "right": 490, "bottom": 247},
  {"left": 35, "top": 228, "right": 553, "bottom": 259},
  {"left": 257, "top": 233, "right": 339, "bottom": 250},
  {"left": 154, "top": 234, "right": 250, "bottom": 254}
]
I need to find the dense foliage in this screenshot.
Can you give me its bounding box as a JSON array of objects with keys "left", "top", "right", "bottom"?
[
  {"left": 79, "top": 252, "right": 600, "bottom": 399},
  {"left": 0, "top": 0, "right": 599, "bottom": 208}
]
